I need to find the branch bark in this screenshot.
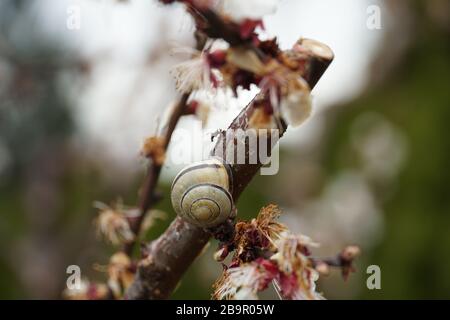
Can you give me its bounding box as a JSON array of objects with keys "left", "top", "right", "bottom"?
[{"left": 125, "top": 38, "right": 334, "bottom": 300}]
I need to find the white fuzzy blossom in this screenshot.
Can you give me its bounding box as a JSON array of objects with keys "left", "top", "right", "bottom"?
[
  {"left": 170, "top": 44, "right": 217, "bottom": 93},
  {"left": 94, "top": 201, "right": 135, "bottom": 245},
  {"left": 291, "top": 270, "right": 324, "bottom": 300},
  {"left": 107, "top": 252, "right": 135, "bottom": 298},
  {"left": 214, "top": 263, "right": 267, "bottom": 300},
  {"left": 271, "top": 234, "right": 324, "bottom": 300},
  {"left": 171, "top": 55, "right": 212, "bottom": 93}
]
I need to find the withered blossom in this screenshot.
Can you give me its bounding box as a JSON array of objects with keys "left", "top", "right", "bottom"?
[
  {"left": 213, "top": 260, "right": 275, "bottom": 300},
  {"left": 94, "top": 201, "right": 135, "bottom": 245},
  {"left": 271, "top": 234, "right": 323, "bottom": 300},
  {"left": 230, "top": 204, "right": 287, "bottom": 263},
  {"left": 226, "top": 47, "right": 269, "bottom": 76},
  {"left": 213, "top": 205, "right": 328, "bottom": 300},
  {"left": 168, "top": 1, "right": 314, "bottom": 131},
  {"left": 254, "top": 204, "right": 288, "bottom": 246},
  {"left": 171, "top": 46, "right": 221, "bottom": 93},
  {"left": 258, "top": 65, "right": 311, "bottom": 112},
  {"left": 107, "top": 252, "right": 136, "bottom": 299}
]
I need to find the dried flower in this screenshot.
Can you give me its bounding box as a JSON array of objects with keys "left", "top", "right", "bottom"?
[
  {"left": 272, "top": 234, "right": 318, "bottom": 272},
  {"left": 213, "top": 260, "right": 276, "bottom": 300},
  {"left": 254, "top": 204, "right": 287, "bottom": 247},
  {"left": 258, "top": 65, "right": 309, "bottom": 109},
  {"left": 141, "top": 136, "right": 166, "bottom": 165},
  {"left": 231, "top": 205, "right": 286, "bottom": 263},
  {"left": 221, "top": 48, "right": 283, "bottom": 95},
  {"left": 211, "top": 205, "right": 360, "bottom": 300},
  {"left": 226, "top": 47, "right": 268, "bottom": 76},
  {"left": 94, "top": 201, "right": 135, "bottom": 245},
  {"left": 290, "top": 270, "right": 324, "bottom": 300},
  {"left": 171, "top": 46, "right": 220, "bottom": 93},
  {"left": 258, "top": 68, "right": 295, "bottom": 113},
  {"left": 271, "top": 234, "right": 323, "bottom": 300},
  {"left": 108, "top": 252, "right": 135, "bottom": 299}
]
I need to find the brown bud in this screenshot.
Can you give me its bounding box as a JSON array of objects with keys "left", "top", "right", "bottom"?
[
  {"left": 341, "top": 245, "right": 361, "bottom": 261},
  {"left": 141, "top": 136, "right": 166, "bottom": 165}
]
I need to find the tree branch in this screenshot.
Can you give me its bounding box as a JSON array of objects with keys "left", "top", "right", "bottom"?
[
  {"left": 122, "top": 28, "right": 208, "bottom": 257},
  {"left": 125, "top": 38, "right": 334, "bottom": 300},
  {"left": 122, "top": 93, "right": 190, "bottom": 256},
  {"left": 311, "top": 245, "right": 361, "bottom": 280}
]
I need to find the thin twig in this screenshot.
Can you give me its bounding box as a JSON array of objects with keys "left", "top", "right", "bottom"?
[
  {"left": 123, "top": 93, "right": 190, "bottom": 256},
  {"left": 121, "top": 27, "right": 208, "bottom": 257}
]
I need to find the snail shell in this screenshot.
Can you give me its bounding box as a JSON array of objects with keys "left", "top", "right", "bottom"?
[{"left": 171, "top": 158, "right": 233, "bottom": 228}]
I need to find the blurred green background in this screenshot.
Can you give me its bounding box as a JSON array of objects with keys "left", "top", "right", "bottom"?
[{"left": 0, "top": 0, "right": 449, "bottom": 299}]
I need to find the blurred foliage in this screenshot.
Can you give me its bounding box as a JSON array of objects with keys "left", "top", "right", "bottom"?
[{"left": 322, "top": 3, "right": 450, "bottom": 298}]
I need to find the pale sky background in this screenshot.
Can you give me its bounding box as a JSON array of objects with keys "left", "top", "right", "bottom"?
[{"left": 31, "top": 0, "right": 385, "bottom": 177}]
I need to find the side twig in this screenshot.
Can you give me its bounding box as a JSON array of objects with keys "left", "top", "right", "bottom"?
[{"left": 123, "top": 93, "right": 190, "bottom": 256}]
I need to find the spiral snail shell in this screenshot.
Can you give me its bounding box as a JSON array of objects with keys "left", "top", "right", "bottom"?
[{"left": 171, "top": 158, "right": 234, "bottom": 228}]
